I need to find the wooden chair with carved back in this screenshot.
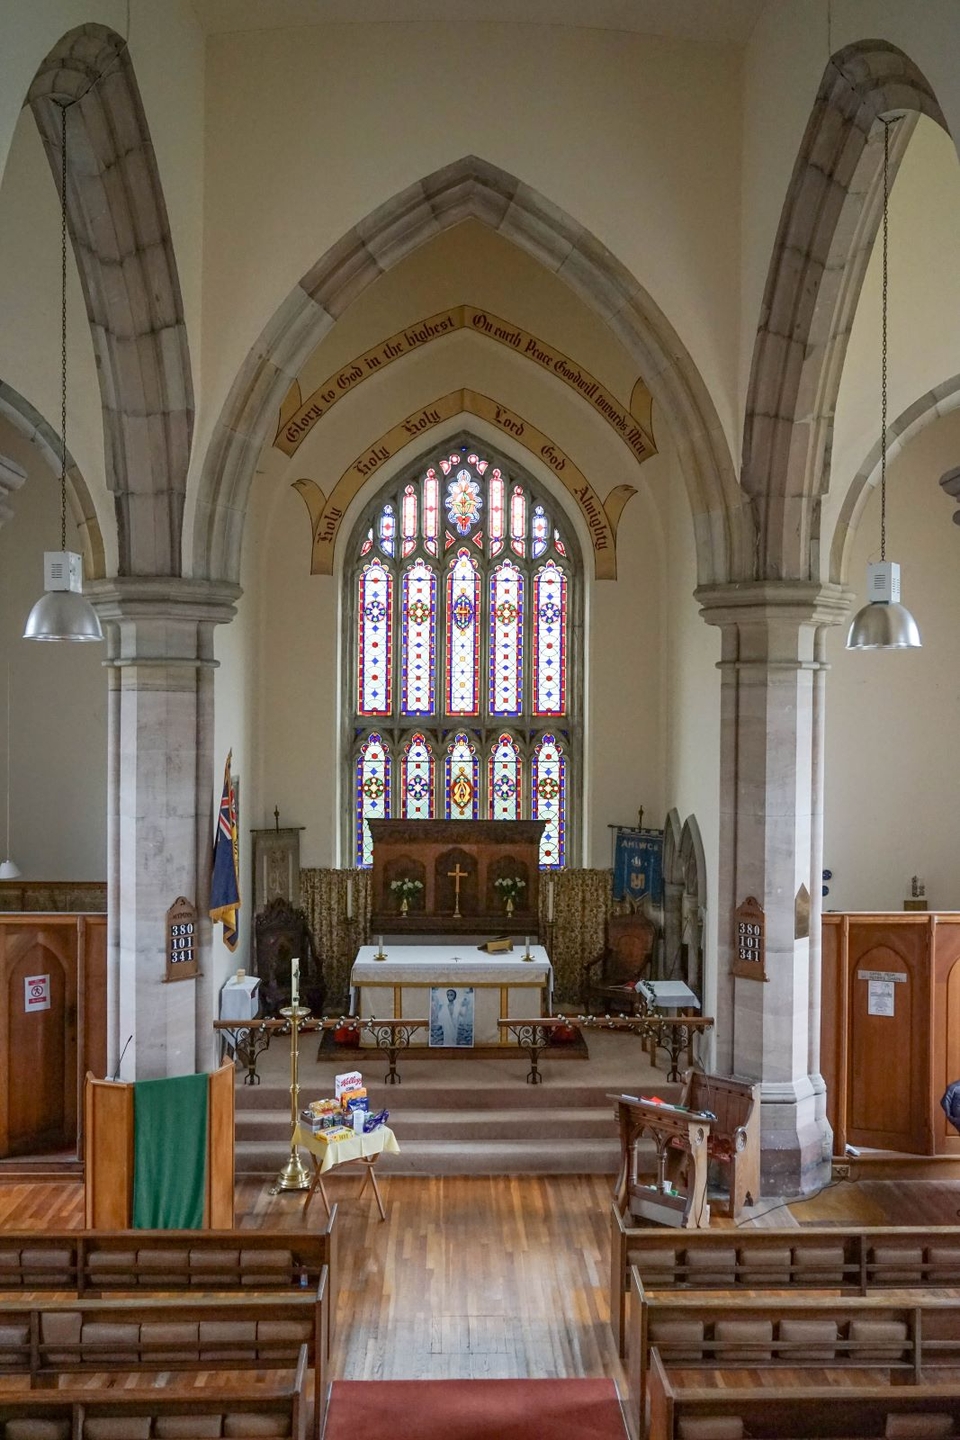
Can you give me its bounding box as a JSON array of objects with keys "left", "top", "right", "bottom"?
[
  {"left": 254, "top": 896, "right": 325, "bottom": 1017},
  {"left": 581, "top": 911, "right": 656, "bottom": 1014}
]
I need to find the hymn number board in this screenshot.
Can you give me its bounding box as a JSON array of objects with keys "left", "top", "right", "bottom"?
[
  {"left": 732, "top": 896, "right": 767, "bottom": 981},
  {"left": 165, "top": 896, "right": 199, "bottom": 982}
]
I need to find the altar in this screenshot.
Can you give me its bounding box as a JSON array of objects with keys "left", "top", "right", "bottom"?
[{"left": 350, "top": 942, "right": 553, "bottom": 1047}]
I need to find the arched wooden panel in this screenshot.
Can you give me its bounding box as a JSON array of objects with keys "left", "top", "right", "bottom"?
[{"left": 6, "top": 940, "right": 69, "bottom": 1155}]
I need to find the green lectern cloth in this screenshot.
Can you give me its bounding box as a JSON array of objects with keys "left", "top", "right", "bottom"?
[{"left": 132, "top": 1072, "right": 208, "bottom": 1229}]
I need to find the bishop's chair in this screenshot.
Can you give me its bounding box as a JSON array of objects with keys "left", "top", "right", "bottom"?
[{"left": 581, "top": 911, "right": 656, "bottom": 1014}]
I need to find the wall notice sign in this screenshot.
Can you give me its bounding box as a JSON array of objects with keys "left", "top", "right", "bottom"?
[
  {"left": 24, "top": 974, "right": 50, "bottom": 1012},
  {"left": 868, "top": 980, "right": 896, "bottom": 1017},
  {"left": 335, "top": 1071, "right": 363, "bottom": 1099},
  {"left": 732, "top": 896, "right": 767, "bottom": 981},
  {"left": 857, "top": 969, "right": 907, "bottom": 984},
  {"left": 165, "top": 896, "right": 199, "bottom": 982}
]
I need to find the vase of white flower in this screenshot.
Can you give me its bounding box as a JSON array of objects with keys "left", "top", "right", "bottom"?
[
  {"left": 389, "top": 876, "right": 423, "bottom": 915},
  {"left": 494, "top": 875, "right": 526, "bottom": 915}
]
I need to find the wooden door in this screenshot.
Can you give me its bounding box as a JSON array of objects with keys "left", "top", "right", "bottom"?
[
  {"left": 844, "top": 923, "right": 931, "bottom": 1154},
  {"left": 1, "top": 924, "right": 77, "bottom": 1156}
]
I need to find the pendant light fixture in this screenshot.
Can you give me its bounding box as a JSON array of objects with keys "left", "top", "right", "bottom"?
[
  {"left": 846, "top": 118, "right": 921, "bottom": 651},
  {"left": 23, "top": 102, "right": 103, "bottom": 644},
  {"left": 0, "top": 664, "right": 19, "bottom": 881}
]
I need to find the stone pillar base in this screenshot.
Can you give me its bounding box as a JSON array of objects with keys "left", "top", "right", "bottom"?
[{"left": 759, "top": 1079, "right": 833, "bottom": 1196}]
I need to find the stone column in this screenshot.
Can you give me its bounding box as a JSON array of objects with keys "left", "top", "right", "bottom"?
[
  {"left": 89, "top": 578, "right": 241, "bottom": 1080},
  {"left": 697, "top": 581, "right": 850, "bottom": 1196}
]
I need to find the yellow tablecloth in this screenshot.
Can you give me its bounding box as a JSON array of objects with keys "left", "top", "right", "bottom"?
[{"left": 294, "top": 1123, "right": 400, "bottom": 1174}]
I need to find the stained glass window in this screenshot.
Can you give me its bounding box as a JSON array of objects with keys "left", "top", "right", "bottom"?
[
  {"left": 445, "top": 731, "right": 480, "bottom": 819},
  {"left": 401, "top": 484, "right": 418, "bottom": 557},
  {"left": 489, "top": 733, "right": 521, "bottom": 821},
  {"left": 400, "top": 733, "right": 435, "bottom": 819},
  {"left": 357, "top": 560, "right": 392, "bottom": 715},
  {"left": 489, "top": 560, "right": 523, "bottom": 716},
  {"left": 533, "top": 560, "right": 567, "bottom": 716},
  {"left": 446, "top": 549, "right": 480, "bottom": 715},
  {"left": 349, "top": 442, "right": 578, "bottom": 868},
  {"left": 356, "top": 733, "right": 390, "bottom": 867},
  {"left": 532, "top": 734, "right": 565, "bottom": 867},
  {"left": 400, "top": 558, "right": 436, "bottom": 716}
]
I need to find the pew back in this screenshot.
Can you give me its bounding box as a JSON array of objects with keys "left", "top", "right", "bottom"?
[
  {"left": 647, "top": 1345, "right": 960, "bottom": 1440},
  {"left": 610, "top": 1208, "right": 960, "bottom": 1356},
  {"left": 0, "top": 1344, "right": 307, "bottom": 1440}
]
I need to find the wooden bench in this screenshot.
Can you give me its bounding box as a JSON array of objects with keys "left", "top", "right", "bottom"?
[
  {"left": 0, "top": 1285, "right": 328, "bottom": 1436},
  {"left": 610, "top": 1211, "right": 960, "bottom": 1356},
  {"left": 678, "top": 1070, "right": 760, "bottom": 1219},
  {"left": 647, "top": 1345, "right": 960, "bottom": 1440},
  {"left": 0, "top": 1221, "right": 337, "bottom": 1354},
  {"left": 627, "top": 1270, "right": 960, "bottom": 1429},
  {"left": 0, "top": 1344, "right": 308, "bottom": 1439}
]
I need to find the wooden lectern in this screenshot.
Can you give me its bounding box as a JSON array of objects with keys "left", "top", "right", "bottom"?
[
  {"left": 612, "top": 1093, "right": 712, "bottom": 1229},
  {"left": 84, "top": 1064, "right": 235, "bottom": 1229}
]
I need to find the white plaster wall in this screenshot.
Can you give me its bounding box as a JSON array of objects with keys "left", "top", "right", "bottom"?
[
  {"left": 741, "top": 0, "right": 960, "bottom": 433},
  {"left": 826, "top": 115, "right": 960, "bottom": 574},
  {"left": 195, "top": 19, "right": 744, "bottom": 514},
  {"left": 660, "top": 440, "right": 721, "bottom": 1026},
  {"left": 0, "top": 110, "right": 112, "bottom": 569},
  {"left": 0, "top": 419, "right": 106, "bottom": 879},
  {"left": 824, "top": 407, "right": 960, "bottom": 911}
]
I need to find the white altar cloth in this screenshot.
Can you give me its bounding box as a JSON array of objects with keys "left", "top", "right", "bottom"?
[{"left": 350, "top": 943, "right": 552, "bottom": 1045}]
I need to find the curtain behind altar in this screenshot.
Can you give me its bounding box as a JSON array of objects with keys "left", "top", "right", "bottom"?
[
  {"left": 540, "top": 868, "right": 612, "bottom": 1005},
  {"left": 301, "top": 866, "right": 612, "bottom": 1010},
  {"left": 300, "top": 869, "right": 372, "bottom": 1010}
]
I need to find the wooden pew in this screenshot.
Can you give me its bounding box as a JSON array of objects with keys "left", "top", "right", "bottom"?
[
  {"left": 678, "top": 1070, "right": 760, "bottom": 1218},
  {"left": 0, "top": 1220, "right": 337, "bottom": 1355},
  {"left": 0, "top": 1284, "right": 328, "bottom": 1436},
  {"left": 647, "top": 1345, "right": 960, "bottom": 1440},
  {"left": 612, "top": 1094, "right": 713, "bottom": 1231},
  {"left": 609, "top": 1211, "right": 960, "bottom": 1356},
  {"left": 627, "top": 1268, "right": 960, "bottom": 1430},
  {"left": 0, "top": 1344, "right": 308, "bottom": 1440}
]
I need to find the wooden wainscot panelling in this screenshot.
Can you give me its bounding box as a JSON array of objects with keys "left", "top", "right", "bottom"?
[{"left": 821, "top": 912, "right": 960, "bottom": 1157}]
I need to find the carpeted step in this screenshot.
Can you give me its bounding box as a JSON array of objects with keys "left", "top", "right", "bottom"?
[
  {"left": 235, "top": 1135, "right": 621, "bottom": 1176},
  {"left": 236, "top": 1105, "right": 617, "bottom": 1143}
]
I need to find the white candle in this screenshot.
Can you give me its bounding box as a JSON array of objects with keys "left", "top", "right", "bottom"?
[
  {"left": 291, "top": 957, "right": 299, "bottom": 1004},
  {"left": 546, "top": 880, "right": 555, "bottom": 922},
  {"left": 378, "top": 935, "right": 384, "bottom": 952},
  {"left": 346, "top": 876, "right": 354, "bottom": 919}
]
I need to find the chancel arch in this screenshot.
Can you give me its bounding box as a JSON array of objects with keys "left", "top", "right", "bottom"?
[
  {"left": 192, "top": 155, "right": 746, "bottom": 588},
  {"left": 345, "top": 436, "right": 582, "bottom": 872}
]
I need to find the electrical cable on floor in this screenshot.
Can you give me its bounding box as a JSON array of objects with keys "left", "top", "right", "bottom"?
[{"left": 734, "top": 1165, "right": 860, "bottom": 1226}]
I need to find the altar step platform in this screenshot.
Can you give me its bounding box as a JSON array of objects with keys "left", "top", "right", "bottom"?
[{"left": 233, "top": 1028, "right": 681, "bottom": 1177}]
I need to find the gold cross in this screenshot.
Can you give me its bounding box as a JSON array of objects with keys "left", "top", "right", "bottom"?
[{"left": 447, "top": 861, "right": 467, "bottom": 918}]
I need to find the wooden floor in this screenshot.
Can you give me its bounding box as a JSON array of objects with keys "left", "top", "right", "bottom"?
[{"left": 5, "top": 1171, "right": 960, "bottom": 1382}]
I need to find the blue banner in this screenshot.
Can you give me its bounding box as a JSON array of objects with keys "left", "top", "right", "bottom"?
[{"left": 613, "top": 829, "right": 663, "bottom": 905}]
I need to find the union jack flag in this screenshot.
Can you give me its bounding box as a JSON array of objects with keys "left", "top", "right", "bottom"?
[{"left": 210, "top": 752, "right": 240, "bottom": 950}]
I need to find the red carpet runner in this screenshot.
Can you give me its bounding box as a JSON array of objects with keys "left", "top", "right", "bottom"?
[{"left": 323, "top": 1378, "right": 628, "bottom": 1440}]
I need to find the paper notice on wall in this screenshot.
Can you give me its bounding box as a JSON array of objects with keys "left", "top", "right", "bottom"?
[
  {"left": 867, "top": 979, "right": 895, "bottom": 1017},
  {"left": 24, "top": 974, "right": 50, "bottom": 1012}
]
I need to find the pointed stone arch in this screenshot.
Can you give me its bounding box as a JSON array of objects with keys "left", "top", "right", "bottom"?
[
  {"left": 192, "top": 155, "right": 746, "bottom": 587},
  {"left": 26, "top": 23, "right": 193, "bottom": 577},
  {"left": 742, "top": 40, "right": 947, "bottom": 581},
  {"left": 0, "top": 379, "right": 106, "bottom": 578},
  {"left": 831, "top": 372, "right": 960, "bottom": 580}
]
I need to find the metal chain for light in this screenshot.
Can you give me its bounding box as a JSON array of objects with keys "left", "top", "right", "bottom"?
[
  {"left": 59, "top": 101, "right": 68, "bottom": 553},
  {"left": 880, "top": 117, "right": 891, "bottom": 563}
]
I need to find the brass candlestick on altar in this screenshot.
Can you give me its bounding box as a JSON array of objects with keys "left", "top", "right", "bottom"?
[
  {"left": 374, "top": 934, "right": 387, "bottom": 961},
  {"left": 273, "top": 956, "right": 311, "bottom": 1192}
]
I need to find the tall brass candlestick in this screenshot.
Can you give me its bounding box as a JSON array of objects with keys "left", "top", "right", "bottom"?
[{"left": 273, "top": 1001, "right": 311, "bottom": 1192}]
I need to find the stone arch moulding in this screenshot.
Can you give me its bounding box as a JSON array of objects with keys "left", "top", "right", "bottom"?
[
  {"left": 26, "top": 23, "right": 194, "bottom": 578},
  {"left": 830, "top": 372, "right": 960, "bottom": 581},
  {"left": 293, "top": 387, "right": 636, "bottom": 580},
  {"left": 741, "top": 40, "right": 947, "bottom": 582},
  {"left": 0, "top": 379, "right": 106, "bottom": 577},
  {"left": 193, "top": 155, "right": 747, "bottom": 588}
]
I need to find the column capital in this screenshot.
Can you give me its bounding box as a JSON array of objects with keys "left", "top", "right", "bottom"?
[
  {"left": 696, "top": 580, "right": 853, "bottom": 630},
  {"left": 87, "top": 577, "right": 242, "bottom": 669}
]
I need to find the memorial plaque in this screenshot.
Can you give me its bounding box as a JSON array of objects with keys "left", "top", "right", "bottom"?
[
  {"left": 165, "top": 896, "right": 198, "bottom": 982},
  {"left": 732, "top": 895, "right": 767, "bottom": 981}
]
